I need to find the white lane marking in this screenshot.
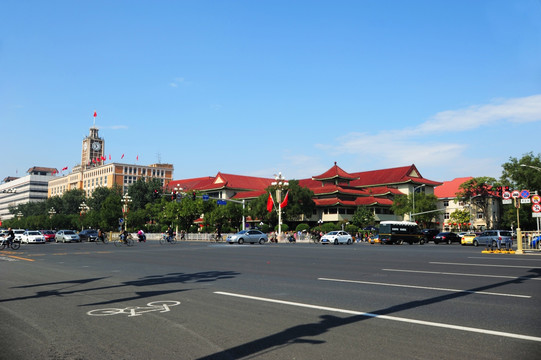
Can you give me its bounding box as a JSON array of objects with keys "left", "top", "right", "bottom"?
[
  {"left": 382, "top": 268, "right": 541, "bottom": 281},
  {"left": 214, "top": 291, "right": 541, "bottom": 342},
  {"left": 430, "top": 262, "right": 538, "bottom": 269},
  {"left": 318, "top": 277, "right": 530, "bottom": 298}
]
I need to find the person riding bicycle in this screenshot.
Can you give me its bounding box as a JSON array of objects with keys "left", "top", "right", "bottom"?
[
  {"left": 180, "top": 229, "right": 186, "bottom": 241},
  {"left": 120, "top": 230, "right": 130, "bottom": 244},
  {"left": 5, "top": 227, "right": 15, "bottom": 245},
  {"left": 216, "top": 225, "right": 222, "bottom": 241},
  {"left": 166, "top": 226, "right": 174, "bottom": 242},
  {"left": 137, "top": 229, "right": 146, "bottom": 242},
  {"left": 97, "top": 229, "right": 105, "bottom": 243}
]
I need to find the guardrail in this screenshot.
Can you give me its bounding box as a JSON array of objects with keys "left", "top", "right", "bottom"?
[{"left": 521, "top": 232, "right": 541, "bottom": 252}]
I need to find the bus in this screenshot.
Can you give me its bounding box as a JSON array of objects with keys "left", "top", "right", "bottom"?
[{"left": 378, "top": 221, "right": 425, "bottom": 245}]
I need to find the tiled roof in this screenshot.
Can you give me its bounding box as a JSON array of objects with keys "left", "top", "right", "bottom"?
[
  {"left": 167, "top": 177, "right": 215, "bottom": 191},
  {"left": 27, "top": 166, "right": 57, "bottom": 174},
  {"left": 312, "top": 162, "right": 359, "bottom": 181},
  {"left": 197, "top": 172, "right": 274, "bottom": 191},
  {"left": 434, "top": 177, "right": 473, "bottom": 198},
  {"left": 349, "top": 164, "right": 442, "bottom": 187}
]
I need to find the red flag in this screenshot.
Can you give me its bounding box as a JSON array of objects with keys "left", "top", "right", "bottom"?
[
  {"left": 109, "top": 154, "right": 111, "bottom": 160},
  {"left": 62, "top": 166, "right": 68, "bottom": 171},
  {"left": 92, "top": 158, "right": 96, "bottom": 164},
  {"left": 266, "top": 193, "right": 274, "bottom": 212},
  {"left": 136, "top": 155, "right": 139, "bottom": 161},
  {"left": 121, "top": 154, "right": 125, "bottom": 159},
  {"left": 93, "top": 111, "right": 97, "bottom": 117},
  {"left": 101, "top": 156, "right": 106, "bottom": 161},
  {"left": 280, "top": 190, "right": 289, "bottom": 208}
]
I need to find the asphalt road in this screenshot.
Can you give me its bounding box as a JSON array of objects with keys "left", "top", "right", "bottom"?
[{"left": 1, "top": 240, "right": 540, "bottom": 360}]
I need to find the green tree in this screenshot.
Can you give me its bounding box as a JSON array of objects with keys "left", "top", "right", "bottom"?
[
  {"left": 391, "top": 192, "right": 439, "bottom": 227},
  {"left": 351, "top": 206, "right": 376, "bottom": 229},
  {"left": 127, "top": 178, "right": 163, "bottom": 211},
  {"left": 456, "top": 177, "right": 498, "bottom": 229},
  {"left": 449, "top": 209, "right": 471, "bottom": 230}
]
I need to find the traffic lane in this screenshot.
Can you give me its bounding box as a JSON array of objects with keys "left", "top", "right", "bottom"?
[{"left": 2, "top": 246, "right": 540, "bottom": 359}]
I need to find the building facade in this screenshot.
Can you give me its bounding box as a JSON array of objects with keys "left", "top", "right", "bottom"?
[
  {"left": 48, "top": 126, "right": 174, "bottom": 197},
  {"left": 0, "top": 167, "right": 57, "bottom": 220}
]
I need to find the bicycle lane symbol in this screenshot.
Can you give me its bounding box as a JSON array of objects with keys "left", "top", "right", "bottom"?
[{"left": 87, "top": 301, "right": 180, "bottom": 317}]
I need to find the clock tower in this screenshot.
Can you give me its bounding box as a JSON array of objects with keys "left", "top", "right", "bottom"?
[{"left": 81, "top": 126, "right": 104, "bottom": 168}]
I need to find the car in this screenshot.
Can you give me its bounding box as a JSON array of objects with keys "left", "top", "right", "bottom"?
[
  {"left": 421, "top": 229, "right": 440, "bottom": 243},
  {"left": 40, "top": 230, "right": 56, "bottom": 242},
  {"left": 12, "top": 229, "right": 25, "bottom": 242},
  {"left": 433, "top": 232, "right": 460, "bottom": 244},
  {"left": 21, "top": 230, "right": 46, "bottom": 244},
  {"left": 460, "top": 233, "right": 478, "bottom": 246},
  {"left": 474, "top": 230, "right": 513, "bottom": 249},
  {"left": 369, "top": 234, "right": 380, "bottom": 244},
  {"left": 226, "top": 230, "right": 268, "bottom": 245},
  {"left": 79, "top": 229, "right": 99, "bottom": 242},
  {"left": 321, "top": 231, "right": 353, "bottom": 245},
  {"left": 55, "top": 230, "right": 81, "bottom": 243}
]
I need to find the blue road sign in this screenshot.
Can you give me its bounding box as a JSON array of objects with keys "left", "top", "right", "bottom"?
[
  {"left": 521, "top": 190, "right": 530, "bottom": 199},
  {"left": 217, "top": 200, "right": 227, "bottom": 205},
  {"left": 202, "top": 194, "right": 209, "bottom": 201}
]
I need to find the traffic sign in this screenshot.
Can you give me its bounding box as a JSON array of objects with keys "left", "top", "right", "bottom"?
[
  {"left": 520, "top": 190, "right": 530, "bottom": 199},
  {"left": 532, "top": 195, "right": 541, "bottom": 204},
  {"left": 502, "top": 191, "right": 511, "bottom": 200},
  {"left": 202, "top": 194, "right": 209, "bottom": 201},
  {"left": 533, "top": 204, "right": 541, "bottom": 213},
  {"left": 511, "top": 190, "right": 521, "bottom": 199},
  {"left": 119, "top": 218, "right": 124, "bottom": 224}
]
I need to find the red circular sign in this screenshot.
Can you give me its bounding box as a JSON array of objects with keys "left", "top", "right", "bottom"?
[{"left": 511, "top": 190, "right": 521, "bottom": 199}]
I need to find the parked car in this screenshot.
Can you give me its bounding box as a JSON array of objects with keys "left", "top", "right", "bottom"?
[
  {"left": 474, "top": 230, "right": 513, "bottom": 249},
  {"left": 21, "top": 230, "right": 46, "bottom": 244},
  {"left": 321, "top": 231, "right": 353, "bottom": 245},
  {"left": 12, "top": 229, "right": 25, "bottom": 242},
  {"left": 421, "top": 229, "right": 440, "bottom": 243},
  {"left": 40, "top": 230, "right": 56, "bottom": 242},
  {"left": 79, "top": 229, "right": 99, "bottom": 242},
  {"left": 433, "top": 232, "right": 460, "bottom": 244},
  {"left": 460, "top": 233, "right": 479, "bottom": 246},
  {"left": 55, "top": 230, "right": 81, "bottom": 243},
  {"left": 226, "top": 230, "right": 268, "bottom": 245}
]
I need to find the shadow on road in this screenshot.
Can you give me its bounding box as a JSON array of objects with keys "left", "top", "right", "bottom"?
[
  {"left": 196, "top": 268, "right": 541, "bottom": 360},
  {"left": 2, "top": 271, "right": 240, "bottom": 306}
]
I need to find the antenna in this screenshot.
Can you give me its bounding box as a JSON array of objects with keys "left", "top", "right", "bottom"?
[{"left": 156, "top": 153, "right": 162, "bottom": 164}]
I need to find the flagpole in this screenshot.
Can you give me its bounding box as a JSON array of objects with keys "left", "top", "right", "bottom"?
[{"left": 271, "top": 172, "right": 289, "bottom": 237}]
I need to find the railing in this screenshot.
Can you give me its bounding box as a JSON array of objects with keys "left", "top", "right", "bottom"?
[{"left": 521, "top": 231, "right": 541, "bottom": 252}]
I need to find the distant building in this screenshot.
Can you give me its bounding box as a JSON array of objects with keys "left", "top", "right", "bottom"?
[
  {"left": 48, "top": 126, "right": 174, "bottom": 197},
  {"left": 0, "top": 167, "right": 57, "bottom": 220},
  {"left": 434, "top": 177, "right": 501, "bottom": 231},
  {"left": 168, "top": 163, "right": 442, "bottom": 225}
]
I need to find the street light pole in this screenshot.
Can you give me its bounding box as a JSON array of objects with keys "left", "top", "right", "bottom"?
[
  {"left": 410, "top": 184, "right": 425, "bottom": 221},
  {"left": 271, "top": 172, "right": 289, "bottom": 236},
  {"left": 79, "top": 201, "right": 89, "bottom": 231},
  {"left": 122, "top": 192, "right": 132, "bottom": 232}
]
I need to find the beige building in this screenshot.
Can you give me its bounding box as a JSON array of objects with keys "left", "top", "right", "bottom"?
[{"left": 48, "top": 126, "right": 173, "bottom": 197}]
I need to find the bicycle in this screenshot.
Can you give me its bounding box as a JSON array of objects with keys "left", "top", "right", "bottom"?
[
  {"left": 95, "top": 233, "right": 108, "bottom": 245},
  {"left": 209, "top": 233, "right": 223, "bottom": 242},
  {"left": 0, "top": 237, "right": 21, "bottom": 250},
  {"left": 114, "top": 233, "right": 134, "bottom": 247},
  {"left": 159, "top": 233, "right": 177, "bottom": 245}
]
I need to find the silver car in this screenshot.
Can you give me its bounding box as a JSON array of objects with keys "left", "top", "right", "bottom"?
[
  {"left": 55, "top": 230, "right": 81, "bottom": 243},
  {"left": 474, "top": 230, "right": 513, "bottom": 249},
  {"left": 226, "top": 230, "right": 268, "bottom": 245}
]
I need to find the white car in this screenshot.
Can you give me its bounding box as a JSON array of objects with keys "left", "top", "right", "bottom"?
[
  {"left": 13, "top": 229, "right": 25, "bottom": 242},
  {"left": 321, "top": 231, "right": 353, "bottom": 245},
  {"left": 21, "top": 230, "right": 46, "bottom": 244}
]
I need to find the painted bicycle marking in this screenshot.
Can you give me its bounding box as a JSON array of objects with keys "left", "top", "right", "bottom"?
[{"left": 87, "top": 301, "right": 180, "bottom": 317}]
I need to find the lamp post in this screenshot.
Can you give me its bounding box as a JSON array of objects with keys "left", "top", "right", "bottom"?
[
  {"left": 271, "top": 172, "right": 289, "bottom": 236},
  {"left": 173, "top": 186, "right": 183, "bottom": 235},
  {"left": 122, "top": 192, "right": 132, "bottom": 231},
  {"left": 48, "top": 207, "right": 56, "bottom": 231},
  {"left": 16, "top": 211, "right": 23, "bottom": 221},
  {"left": 517, "top": 164, "right": 541, "bottom": 254},
  {"left": 79, "top": 201, "right": 89, "bottom": 231},
  {"left": 410, "top": 184, "right": 425, "bottom": 221}
]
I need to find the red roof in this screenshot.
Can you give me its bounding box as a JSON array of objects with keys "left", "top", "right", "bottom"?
[
  {"left": 434, "top": 177, "right": 473, "bottom": 198},
  {"left": 349, "top": 164, "right": 442, "bottom": 187},
  {"left": 196, "top": 172, "right": 274, "bottom": 191},
  {"left": 312, "top": 162, "right": 359, "bottom": 181}
]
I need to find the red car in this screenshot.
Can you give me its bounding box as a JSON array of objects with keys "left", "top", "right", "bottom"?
[{"left": 40, "top": 230, "right": 56, "bottom": 242}]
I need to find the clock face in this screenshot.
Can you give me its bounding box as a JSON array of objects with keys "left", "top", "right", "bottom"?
[
  {"left": 92, "top": 142, "right": 101, "bottom": 151},
  {"left": 83, "top": 142, "right": 88, "bottom": 150}
]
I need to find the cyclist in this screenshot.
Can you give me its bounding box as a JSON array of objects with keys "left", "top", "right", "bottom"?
[
  {"left": 137, "top": 229, "right": 146, "bottom": 242},
  {"left": 5, "top": 227, "right": 15, "bottom": 246},
  {"left": 166, "top": 226, "right": 174, "bottom": 242},
  {"left": 180, "top": 230, "right": 186, "bottom": 241},
  {"left": 216, "top": 225, "right": 222, "bottom": 241},
  {"left": 120, "top": 230, "right": 130, "bottom": 244},
  {"left": 97, "top": 229, "right": 105, "bottom": 243}
]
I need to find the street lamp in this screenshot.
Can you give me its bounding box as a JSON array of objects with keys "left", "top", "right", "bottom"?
[
  {"left": 271, "top": 172, "right": 289, "bottom": 236},
  {"left": 122, "top": 192, "right": 132, "bottom": 231},
  {"left": 173, "top": 186, "right": 184, "bottom": 235},
  {"left": 410, "top": 184, "right": 425, "bottom": 221},
  {"left": 16, "top": 211, "right": 23, "bottom": 221},
  {"left": 79, "top": 201, "right": 90, "bottom": 231},
  {"left": 520, "top": 164, "right": 541, "bottom": 172},
  {"left": 48, "top": 207, "right": 56, "bottom": 218}
]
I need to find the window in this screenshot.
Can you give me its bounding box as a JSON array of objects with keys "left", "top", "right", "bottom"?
[
  {"left": 443, "top": 200, "right": 449, "bottom": 207},
  {"left": 444, "top": 213, "right": 450, "bottom": 219}
]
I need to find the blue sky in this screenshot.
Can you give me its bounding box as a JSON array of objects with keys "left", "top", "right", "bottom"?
[{"left": 1, "top": 0, "right": 540, "bottom": 184}]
